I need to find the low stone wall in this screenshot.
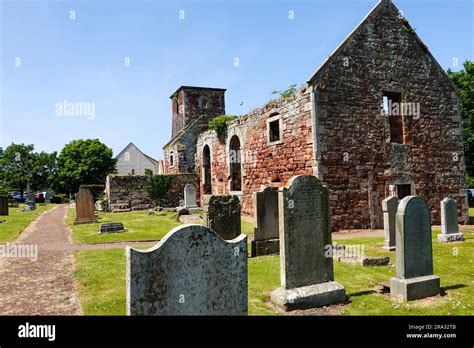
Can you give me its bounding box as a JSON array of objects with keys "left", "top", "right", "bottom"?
[{"left": 106, "top": 174, "right": 198, "bottom": 211}]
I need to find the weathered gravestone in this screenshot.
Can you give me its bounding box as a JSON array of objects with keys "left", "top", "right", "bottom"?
[
  {"left": 271, "top": 175, "right": 346, "bottom": 311},
  {"left": 183, "top": 184, "right": 199, "bottom": 213},
  {"left": 74, "top": 189, "right": 97, "bottom": 225},
  {"left": 390, "top": 196, "right": 440, "bottom": 301},
  {"left": 437, "top": 198, "right": 464, "bottom": 243},
  {"left": 251, "top": 187, "right": 279, "bottom": 257},
  {"left": 99, "top": 222, "right": 125, "bottom": 234},
  {"left": 23, "top": 193, "right": 36, "bottom": 211},
  {"left": 126, "top": 224, "right": 247, "bottom": 315},
  {"left": 382, "top": 196, "right": 399, "bottom": 250},
  {"left": 205, "top": 195, "right": 241, "bottom": 240},
  {"left": 0, "top": 196, "right": 8, "bottom": 216}
]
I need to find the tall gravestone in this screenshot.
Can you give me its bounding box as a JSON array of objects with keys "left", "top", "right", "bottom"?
[
  {"left": 382, "top": 196, "right": 399, "bottom": 250},
  {"left": 0, "top": 196, "right": 8, "bottom": 216},
  {"left": 205, "top": 195, "right": 241, "bottom": 240},
  {"left": 183, "top": 184, "right": 199, "bottom": 213},
  {"left": 437, "top": 198, "right": 464, "bottom": 243},
  {"left": 74, "top": 189, "right": 97, "bottom": 225},
  {"left": 251, "top": 187, "right": 280, "bottom": 257},
  {"left": 126, "top": 224, "right": 247, "bottom": 315},
  {"left": 390, "top": 196, "right": 440, "bottom": 301},
  {"left": 271, "top": 175, "right": 346, "bottom": 311}
]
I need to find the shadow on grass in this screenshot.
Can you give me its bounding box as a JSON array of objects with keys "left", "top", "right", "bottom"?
[
  {"left": 349, "top": 290, "right": 377, "bottom": 298},
  {"left": 440, "top": 284, "right": 467, "bottom": 296}
]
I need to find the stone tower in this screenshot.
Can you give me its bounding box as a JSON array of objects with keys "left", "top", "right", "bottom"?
[{"left": 164, "top": 86, "right": 226, "bottom": 173}]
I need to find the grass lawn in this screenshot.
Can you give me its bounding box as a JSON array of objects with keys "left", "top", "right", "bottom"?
[
  {"left": 69, "top": 207, "right": 255, "bottom": 244},
  {"left": 73, "top": 228, "right": 474, "bottom": 316},
  {"left": 0, "top": 204, "right": 54, "bottom": 243},
  {"left": 67, "top": 208, "right": 182, "bottom": 244}
]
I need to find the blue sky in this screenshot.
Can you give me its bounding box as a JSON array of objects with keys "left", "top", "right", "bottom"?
[{"left": 1, "top": 0, "right": 472, "bottom": 160}]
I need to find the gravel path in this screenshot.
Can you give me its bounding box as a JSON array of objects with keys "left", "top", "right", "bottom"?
[{"left": 0, "top": 204, "right": 81, "bottom": 315}]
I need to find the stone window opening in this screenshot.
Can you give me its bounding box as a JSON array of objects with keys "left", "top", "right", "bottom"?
[
  {"left": 229, "top": 135, "right": 242, "bottom": 192},
  {"left": 267, "top": 114, "right": 283, "bottom": 145},
  {"left": 383, "top": 92, "right": 404, "bottom": 144},
  {"left": 203, "top": 145, "right": 212, "bottom": 194},
  {"left": 169, "top": 153, "right": 174, "bottom": 168},
  {"left": 396, "top": 184, "right": 411, "bottom": 199},
  {"left": 200, "top": 98, "right": 209, "bottom": 110}
]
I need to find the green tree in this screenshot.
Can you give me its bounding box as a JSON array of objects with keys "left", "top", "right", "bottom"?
[
  {"left": 0, "top": 143, "right": 55, "bottom": 198},
  {"left": 56, "top": 139, "right": 117, "bottom": 194},
  {"left": 448, "top": 60, "right": 474, "bottom": 183}
]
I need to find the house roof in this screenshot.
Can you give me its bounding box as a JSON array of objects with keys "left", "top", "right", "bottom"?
[
  {"left": 306, "top": 0, "right": 460, "bottom": 95},
  {"left": 115, "top": 142, "right": 159, "bottom": 164}
]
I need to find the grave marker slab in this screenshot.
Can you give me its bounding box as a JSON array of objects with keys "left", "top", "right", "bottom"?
[
  {"left": 205, "top": 195, "right": 241, "bottom": 240},
  {"left": 126, "top": 224, "right": 247, "bottom": 315},
  {"left": 99, "top": 222, "right": 125, "bottom": 234},
  {"left": 251, "top": 187, "right": 279, "bottom": 257},
  {"left": 74, "top": 189, "right": 97, "bottom": 225},
  {"left": 437, "top": 198, "right": 464, "bottom": 243},
  {"left": 270, "top": 175, "right": 346, "bottom": 311},
  {"left": 0, "top": 196, "right": 8, "bottom": 216},
  {"left": 183, "top": 184, "right": 199, "bottom": 213},
  {"left": 390, "top": 196, "right": 440, "bottom": 301},
  {"left": 382, "top": 196, "right": 399, "bottom": 250}
]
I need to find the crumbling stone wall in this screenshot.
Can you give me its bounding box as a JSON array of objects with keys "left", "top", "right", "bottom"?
[
  {"left": 106, "top": 174, "right": 199, "bottom": 210},
  {"left": 196, "top": 90, "right": 314, "bottom": 214},
  {"left": 307, "top": 0, "right": 468, "bottom": 229}
]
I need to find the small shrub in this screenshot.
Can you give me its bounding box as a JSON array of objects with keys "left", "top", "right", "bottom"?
[
  {"left": 208, "top": 115, "right": 238, "bottom": 138},
  {"left": 146, "top": 175, "right": 176, "bottom": 205},
  {"left": 271, "top": 84, "right": 298, "bottom": 99}
]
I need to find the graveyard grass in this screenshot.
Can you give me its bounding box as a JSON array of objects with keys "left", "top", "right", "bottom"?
[
  {"left": 67, "top": 207, "right": 182, "bottom": 244},
  {"left": 73, "top": 227, "right": 474, "bottom": 316},
  {"left": 68, "top": 207, "right": 254, "bottom": 244},
  {"left": 0, "top": 204, "right": 53, "bottom": 243}
]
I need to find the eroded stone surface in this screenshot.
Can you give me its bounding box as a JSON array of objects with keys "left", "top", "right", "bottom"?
[
  {"left": 271, "top": 175, "right": 345, "bottom": 310},
  {"left": 390, "top": 196, "right": 440, "bottom": 301},
  {"left": 205, "top": 195, "right": 241, "bottom": 240},
  {"left": 382, "top": 196, "right": 399, "bottom": 250},
  {"left": 74, "top": 189, "right": 97, "bottom": 225},
  {"left": 126, "top": 224, "right": 247, "bottom": 315}
]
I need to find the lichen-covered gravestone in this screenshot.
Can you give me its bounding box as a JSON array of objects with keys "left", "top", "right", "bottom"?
[
  {"left": 251, "top": 187, "right": 279, "bottom": 257},
  {"left": 183, "top": 184, "right": 199, "bottom": 213},
  {"left": 0, "top": 196, "right": 8, "bottom": 216},
  {"left": 390, "top": 196, "right": 440, "bottom": 301},
  {"left": 271, "top": 175, "right": 346, "bottom": 311},
  {"left": 126, "top": 224, "right": 247, "bottom": 315},
  {"left": 382, "top": 196, "right": 399, "bottom": 250},
  {"left": 205, "top": 195, "right": 241, "bottom": 240},
  {"left": 437, "top": 198, "right": 464, "bottom": 243},
  {"left": 74, "top": 189, "right": 97, "bottom": 225}
]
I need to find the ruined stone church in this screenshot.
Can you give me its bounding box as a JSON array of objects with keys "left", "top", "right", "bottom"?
[{"left": 163, "top": 0, "right": 469, "bottom": 231}]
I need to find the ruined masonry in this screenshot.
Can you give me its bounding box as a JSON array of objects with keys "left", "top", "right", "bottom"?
[{"left": 162, "top": 0, "right": 468, "bottom": 231}]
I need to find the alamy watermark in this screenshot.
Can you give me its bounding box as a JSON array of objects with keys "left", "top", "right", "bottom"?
[
  {"left": 55, "top": 99, "right": 95, "bottom": 120},
  {"left": 0, "top": 243, "right": 38, "bottom": 261}
]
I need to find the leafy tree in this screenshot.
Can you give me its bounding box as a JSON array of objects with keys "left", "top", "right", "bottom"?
[
  {"left": 448, "top": 60, "right": 474, "bottom": 184},
  {"left": 56, "top": 139, "right": 117, "bottom": 194},
  {"left": 0, "top": 143, "right": 55, "bottom": 198}
]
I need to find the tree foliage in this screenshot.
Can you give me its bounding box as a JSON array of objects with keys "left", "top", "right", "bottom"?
[
  {"left": 146, "top": 174, "right": 176, "bottom": 204},
  {"left": 448, "top": 60, "right": 474, "bottom": 183},
  {"left": 56, "top": 139, "right": 117, "bottom": 194},
  {"left": 0, "top": 143, "right": 56, "bottom": 197}
]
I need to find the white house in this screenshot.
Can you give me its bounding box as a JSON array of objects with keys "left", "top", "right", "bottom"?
[{"left": 115, "top": 142, "right": 160, "bottom": 175}]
